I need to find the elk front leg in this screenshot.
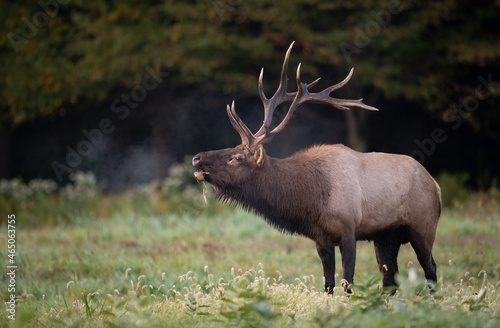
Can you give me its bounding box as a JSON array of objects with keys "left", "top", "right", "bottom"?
[
  {"left": 339, "top": 236, "right": 356, "bottom": 293},
  {"left": 315, "top": 240, "right": 336, "bottom": 294}
]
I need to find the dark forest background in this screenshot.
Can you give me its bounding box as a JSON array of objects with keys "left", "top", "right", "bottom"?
[{"left": 1, "top": 0, "right": 499, "bottom": 190}]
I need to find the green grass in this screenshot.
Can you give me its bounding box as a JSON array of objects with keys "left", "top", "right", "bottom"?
[{"left": 1, "top": 178, "right": 500, "bottom": 327}]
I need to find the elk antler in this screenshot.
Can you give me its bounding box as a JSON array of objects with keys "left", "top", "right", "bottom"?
[{"left": 228, "top": 41, "right": 379, "bottom": 151}]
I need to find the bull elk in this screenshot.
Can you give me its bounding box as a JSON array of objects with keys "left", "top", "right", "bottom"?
[{"left": 192, "top": 42, "right": 441, "bottom": 294}]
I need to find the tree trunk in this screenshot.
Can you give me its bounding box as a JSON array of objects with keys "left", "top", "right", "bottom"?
[
  {"left": 0, "top": 124, "right": 11, "bottom": 179},
  {"left": 344, "top": 110, "right": 367, "bottom": 152}
]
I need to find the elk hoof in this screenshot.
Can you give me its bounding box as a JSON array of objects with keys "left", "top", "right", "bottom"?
[
  {"left": 341, "top": 280, "right": 352, "bottom": 294},
  {"left": 325, "top": 283, "right": 335, "bottom": 295}
]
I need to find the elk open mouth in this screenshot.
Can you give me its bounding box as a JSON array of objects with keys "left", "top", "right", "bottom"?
[{"left": 194, "top": 170, "right": 208, "bottom": 181}]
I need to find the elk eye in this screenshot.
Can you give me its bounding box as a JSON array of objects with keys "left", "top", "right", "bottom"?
[{"left": 229, "top": 154, "right": 244, "bottom": 164}]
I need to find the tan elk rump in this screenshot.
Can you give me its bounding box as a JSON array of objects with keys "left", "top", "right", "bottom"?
[{"left": 192, "top": 42, "right": 441, "bottom": 293}]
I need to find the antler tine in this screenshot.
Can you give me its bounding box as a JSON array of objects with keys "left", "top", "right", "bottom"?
[
  {"left": 258, "top": 68, "right": 266, "bottom": 103},
  {"left": 269, "top": 63, "right": 308, "bottom": 135},
  {"left": 330, "top": 67, "right": 354, "bottom": 92},
  {"left": 255, "top": 41, "right": 296, "bottom": 137},
  {"left": 227, "top": 101, "right": 252, "bottom": 147},
  {"left": 307, "top": 77, "right": 322, "bottom": 90}
]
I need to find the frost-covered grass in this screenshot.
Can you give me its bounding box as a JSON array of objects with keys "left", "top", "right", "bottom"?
[{"left": 0, "top": 170, "right": 499, "bottom": 327}]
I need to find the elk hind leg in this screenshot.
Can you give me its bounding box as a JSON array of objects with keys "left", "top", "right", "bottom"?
[
  {"left": 374, "top": 239, "right": 401, "bottom": 289},
  {"left": 409, "top": 230, "right": 437, "bottom": 287}
]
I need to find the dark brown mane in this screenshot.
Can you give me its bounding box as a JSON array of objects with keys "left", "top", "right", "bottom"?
[{"left": 216, "top": 148, "right": 331, "bottom": 237}]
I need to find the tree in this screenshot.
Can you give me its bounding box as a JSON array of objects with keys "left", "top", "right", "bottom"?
[
  {"left": 2, "top": 1, "right": 499, "bottom": 124},
  {"left": 1, "top": 0, "right": 499, "bottom": 186}
]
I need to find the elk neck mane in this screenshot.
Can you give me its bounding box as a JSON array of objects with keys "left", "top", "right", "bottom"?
[{"left": 217, "top": 145, "right": 332, "bottom": 237}]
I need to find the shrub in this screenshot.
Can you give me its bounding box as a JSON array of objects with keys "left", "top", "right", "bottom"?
[
  {"left": 435, "top": 172, "right": 471, "bottom": 207},
  {"left": 0, "top": 160, "right": 221, "bottom": 226}
]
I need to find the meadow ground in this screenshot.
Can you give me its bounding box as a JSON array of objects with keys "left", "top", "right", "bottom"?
[{"left": 0, "top": 172, "right": 499, "bottom": 327}]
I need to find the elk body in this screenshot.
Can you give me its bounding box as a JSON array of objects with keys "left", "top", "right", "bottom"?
[{"left": 192, "top": 42, "right": 441, "bottom": 293}]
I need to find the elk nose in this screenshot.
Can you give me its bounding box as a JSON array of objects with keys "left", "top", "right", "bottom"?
[{"left": 192, "top": 154, "right": 201, "bottom": 166}]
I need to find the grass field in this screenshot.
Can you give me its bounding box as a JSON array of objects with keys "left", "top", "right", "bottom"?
[{"left": 1, "top": 172, "right": 500, "bottom": 327}]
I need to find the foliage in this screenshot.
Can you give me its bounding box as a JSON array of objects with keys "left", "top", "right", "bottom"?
[
  {"left": 1, "top": 252, "right": 499, "bottom": 327},
  {"left": 0, "top": 174, "right": 500, "bottom": 326},
  {"left": 1, "top": 0, "right": 499, "bottom": 133},
  {"left": 0, "top": 159, "right": 221, "bottom": 226},
  {"left": 436, "top": 171, "right": 471, "bottom": 207}
]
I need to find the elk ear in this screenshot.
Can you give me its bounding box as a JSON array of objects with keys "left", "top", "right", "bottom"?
[{"left": 254, "top": 145, "right": 266, "bottom": 167}]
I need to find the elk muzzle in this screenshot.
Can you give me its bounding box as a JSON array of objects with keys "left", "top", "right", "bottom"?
[{"left": 192, "top": 153, "right": 208, "bottom": 181}]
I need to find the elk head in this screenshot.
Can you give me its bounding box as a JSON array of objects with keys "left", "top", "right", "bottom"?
[{"left": 192, "top": 42, "right": 378, "bottom": 192}]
